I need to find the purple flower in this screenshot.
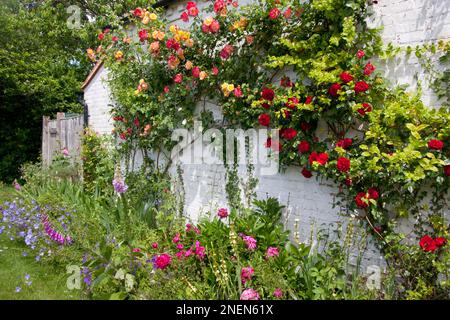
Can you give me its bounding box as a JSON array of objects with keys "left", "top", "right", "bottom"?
[
  {"left": 15, "top": 287, "right": 21, "bottom": 293},
  {"left": 112, "top": 179, "right": 128, "bottom": 193}
]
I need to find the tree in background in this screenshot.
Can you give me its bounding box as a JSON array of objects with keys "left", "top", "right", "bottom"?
[{"left": 0, "top": 0, "right": 152, "bottom": 182}]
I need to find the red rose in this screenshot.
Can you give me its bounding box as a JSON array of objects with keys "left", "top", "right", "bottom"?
[
  {"left": 280, "top": 77, "right": 293, "bottom": 88},
  {"left": 112, "top": 36, "right": 119, "bottom": 42},
  {"left": 283, "top": 7, "right": 292, "bottom": 19},
  {"left": 419, "top": 235, "right": 438, "bottom": 253},
  {"left": 301, "top": 168, "right": 312, "bottom": 178},
  {"left": 166, "top": 38, "right": 180, "bottom": 50},
  {"left": 192, "top": 66, "right": 201, "bottom": 78},
  {"left": 300, "top": 122, "right": 311, "bottom": 131},
  {"left": 286, "top": 97, "right": 299, "bottom": 109},
  {"left": 134, "top": 118, "right": 140, "bottom": 127},
  {"left": 189, "top": 6, "right": 199, "bottom": 16},
  {"left": 98, "top": 33, "right": 105, "bottom": 41},
  {"left": 174, "top": 73, "right": 183, "bottom": 84},
  {"left": 281, "top": 128, "right": 297, "bottom": 140},
  {"left": 213, "top": 0, "right": 225, "bottom": 13},
  {"left": 336, "top": 138, "right": 352, "bottom": 149},
  {"left": 258, "top": 113, "right": 270, "bottom": 127},
  {"left": 220, "top": 44, "right": 234, "bottom": 60},
  {"left": 262, "top": 102, "right": 270, "bottom": 109},
  {"left": 305, "top": 96, "right": 313, "bottom": 104},
  {"left": 340, "top": 72, "right": 354, "bottom": 83},
  {"left": 354, "top": 81, "right": 370, "bottom": 93},
  {"left": 186, "top": 1, "right": 197, "bottom": 10},
  {"left": 428, "top": 139, "right": 444, "bottom": 150},
  {"left": 210, "top": 20, "right": 220, "bottom": 33},
  {"left": 133, "top": 8, "right": 143, "bottom": 17},
  {"left": 261, "top": 87, "right": 275, "bottom": 101},
  {"left": 336, "top": 157, "right": 351, "bottom": 172},
  {"left": 282, "top": 109, "right": 291, "bottom": 119},
  {"left": 328, "top": 83, "right": 341, "bottom": 97},
  {"left": 444, "top": 165, "right": 450, "bottom": 176},
  {"left": 181, "top": 11, "right": 189, "bottom": 22},
  {"left": 269, "top": 8, "right": 280, "bottom": 19},
  {"left": 367, "top": 187, "right": 379, "bottom": 200},
  {"left": 298, "top": 140, "right": 310, "bottom": 153},
  {"left": 212, "top": 66, "right": 219, "bottom": 75},
  {"left": 357, "top": 50, "right": 365, "bottom": 59},
  {"left": 345, "top": 177, "right": 352, "bottom": 186},
  {"left": 435, "top": 237, "right": 447, "bottom": 248},
  {"left": 357, "top": 103, "right": 372, "bottom": 116},
  {"left": 364, "top": 62, "right": 376, "bottom": 76},
  {"left": 138, "top": 29, "right": 148, "bottom": 42},
  {"left": 309, "top": 152, "right": 328, "bottom": 165},
  {"left": 355, "top": 192, "right": 369, "bottom": 208}
]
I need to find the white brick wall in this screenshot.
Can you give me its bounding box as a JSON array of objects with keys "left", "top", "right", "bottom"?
[
  {"left": 83, "top": 65, "right": 114, "bottom": 135},
  {"left": 83, "top": 0, "right": 450, "bottom": 269}
]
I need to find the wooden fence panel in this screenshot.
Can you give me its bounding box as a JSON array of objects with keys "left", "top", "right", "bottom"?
[{"left": 42, "top": 113, "right": 84, "bottom": 166}]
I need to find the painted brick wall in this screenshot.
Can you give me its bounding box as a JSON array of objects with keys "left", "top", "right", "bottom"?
[
  {"left": 83, "top": 0, "right": 450, "bottom": 269},
  {"left": 84, "top": 65, "right": 114, "bottom": 135}
]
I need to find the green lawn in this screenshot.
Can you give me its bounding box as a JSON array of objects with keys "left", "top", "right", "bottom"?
[{"left": 0, "top": 184, "right": 83, "bottom": 300}]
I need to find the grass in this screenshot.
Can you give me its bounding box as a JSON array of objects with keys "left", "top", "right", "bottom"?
[{"left": 0, "top": 183, "right": 84, "bottom": 300}]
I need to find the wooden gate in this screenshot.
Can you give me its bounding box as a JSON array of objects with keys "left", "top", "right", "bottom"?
[{"left": 42, "top": 113, "right": 84, "bottom": 166}]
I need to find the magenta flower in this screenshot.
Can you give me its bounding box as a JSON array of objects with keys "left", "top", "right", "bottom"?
[
  {"left": 266, "top": 246, "right": 279, "bottom": 258},
  {"left": 240, "top": 288, "right": 260, "bottom": 300},
  {"left": 62, "top": 148, "right": 69, "bottom": 157},
  {"left": 273, "top": 288, "right": 283, "bottom": 298},
  {"left": 172, "top": 233, "right": 181, "bottom": 243},
  {"left": 217, "top": 208, "right": 228, "bottom": 219},
  {"left": 195, "top": 240, "right": 206, "bottom": 260},
  {"left": 154, "top": 253, "right": 172, "bottom": 269},
  {"left": 241, "top": 267, "right": 254, "bottom": 284},
  {"left": 242, "top": 235, "right": 257, "bottom": 251},
  {"left": 41, "top": 214, "right": 73, "bottom": 245},
  {"left": 176, "top": 243, "right": 184, "bottom": 250}
]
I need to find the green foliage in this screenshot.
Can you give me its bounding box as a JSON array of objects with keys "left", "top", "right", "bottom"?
[
  {"left": 81, "top": 128, "right": 116, "bottom": 196},
  {"left": 0, "top": 0, "right": 98, "bottom": 182}
]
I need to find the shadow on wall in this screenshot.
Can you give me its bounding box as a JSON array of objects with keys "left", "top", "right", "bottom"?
[{"left": 418, "top": 0, "right": 450, "bottom": 42}]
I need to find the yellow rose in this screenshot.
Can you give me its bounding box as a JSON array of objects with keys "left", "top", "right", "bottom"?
[
  {"left": 149, "top": 13, "right": 157, "bottom": 21},
  {"left": 169, "top": 25, "right": 178, "bottom": 34},
  {"left": 114, "top": 51, "right": 124, "bottom": 60}
]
